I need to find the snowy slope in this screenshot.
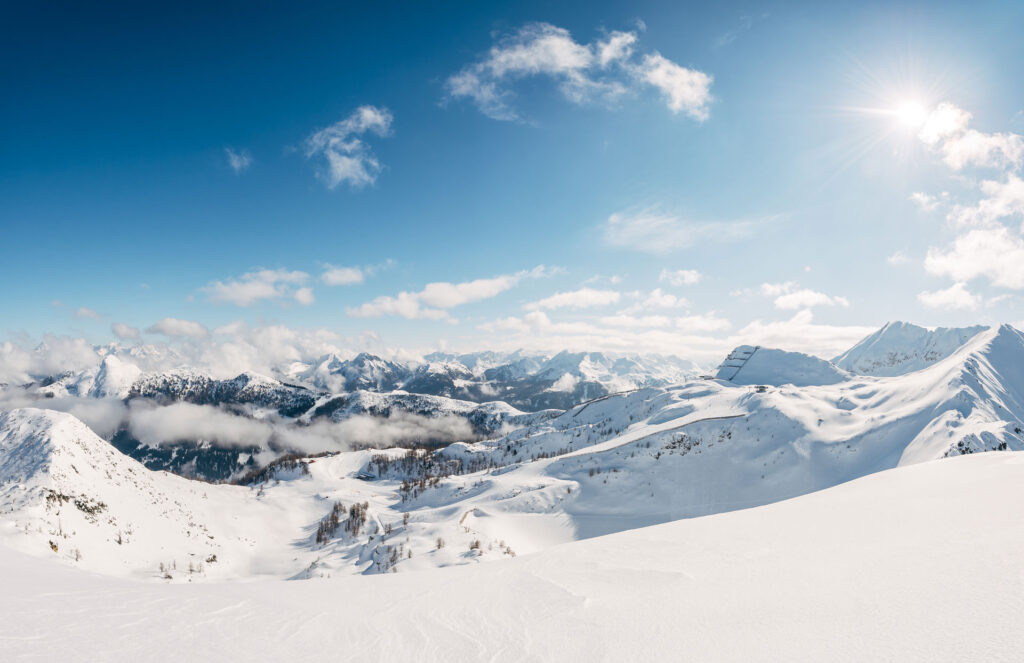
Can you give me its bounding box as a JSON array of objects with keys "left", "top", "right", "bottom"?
[
  {"left": 1, "top": 452, "right": 1021, "bottom": 662},
  {"left": 834, "top": 321, "right": 987, "bottom": 376},
  {"left": 716, "top": 345, "right": 850, "bottom": 386}
]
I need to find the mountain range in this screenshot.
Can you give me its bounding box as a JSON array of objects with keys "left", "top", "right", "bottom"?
[{"left": 2, "top": 321, "right": 1023, "bottom": 583}]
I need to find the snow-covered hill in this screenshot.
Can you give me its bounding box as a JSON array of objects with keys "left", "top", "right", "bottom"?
[
  {"left": 2, "top": 451, "right": 1021, "bottom": 662},
  {"left": 834, "top": 321, "right": 987, "bottom": 376},
  {"left": 716, "top": 345, "right": 850, "bottom": 386}
]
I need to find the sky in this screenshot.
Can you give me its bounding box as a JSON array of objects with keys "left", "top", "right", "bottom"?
[{"left": 3, "top": 0, "right": 1024, "bottom": 368}]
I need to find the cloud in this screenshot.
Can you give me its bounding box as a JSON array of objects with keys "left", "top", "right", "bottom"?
[
  {"left": 603, "top": 211, "right": 763, "bottom": 253},
  {"left": 128, "top": 401, "right": 272, "bottom": 449},
  {"left": 293, "top": 287, "right": 315, "bottom": 306},
  {"left": 917, "top": 102, "right": 1024, "bottom": 171},
  {"left": 639, "top": 53, "right": 713, "bottom": 121},
  {"left": 224, "top": 147, "right": 252, "bottom": 174},
  {"left": 734, "top": 310, "right": 875, "bottom": 359},
  {"left": 111, "top": 323, "right": 140, "bottom": 339},
  {"left": 924, "top": 226, "right": 1024, "bottom": 289},
  {"left": 947, "top": 174, "right": 1024, "bottom": 228},
  {"left": 321, "top": 265, "right": 365, "bottom": 286},
  {"left": 201, "top": 268, "right": 311, "bottom": 306},
  {"left": 917, "top": 282, "right": 982, "bottom": 311},
  {"left": 909, "top": 192, "right": 940, "bottom": 212},
  {"left": 887, "top": 251, "right": 910, "bottom": 265},
  {"left": 659, "top": 268, "right": 703, "bottom": 286},
  {"left": 774, "top": 289, "right": 849, "bottom": 310},
  {"left": 619, "top": 288, "right": 689, "bottom": 314},
  {"left": 526, "top": 287, "right": 621, "bottom": 310},
  {"left": 73, "top": 307, "right": 101, "bottom": 320},
  {"left": 445, "top": 22, "right": 712, "bottom": 122},
  {"left": 348, "top": 266, "right": 551, "bottom": 320},
  {"left": 305, "top": 105, "right": 393, "bottom": 188},
  {"left": 145, "top": 318, "right": 209, "bottom": 338},
  {"left": 676, "top": 313, "right": 731, "bottom": 333},
  {"left": 716, "top": 13, "right": 767, "bottom": 48},
  {"left": 758, "top": 282, "right": 849, "bottom": 310}
]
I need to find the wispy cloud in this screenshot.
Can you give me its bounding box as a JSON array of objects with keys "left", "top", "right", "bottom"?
[
  {"left": 445, "top": 22, "right": 712, "bottom": 122},
  {"left": 201, "top": 269, "right": 311, "bottom": 307},
  {"left": 525, "top": 287, "right": 621, "bottom": 310},
  {"left": 348, "top": 266, "right": 552, "bottom": 320},
  {"left": 659, "top": 269, "right": 703, "bottom": 286},
  {"left": 603, "top": 210, "right": 766, "bottom": 253},
  {"left": 715, "top": 13, "right": 768, "bottom": 48},
  {"left": 145, "top": 317, "right": 209, "bottom": 338},
  {"left": 305, "top": 106, "right": 393, "bottom": 188},
  {"left": 111, "top": 323, "right": 140, "bottom": 339},
  {"left": 73, "top": 307, "right": 101, "bottom": 320},
  {"left": 224, "top": 147, "right": 253, "bottom": 174}
]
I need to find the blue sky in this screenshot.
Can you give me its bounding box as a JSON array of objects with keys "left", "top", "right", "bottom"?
[{"left": 3, "top": 0, "right": 1024, "bottom": 364}]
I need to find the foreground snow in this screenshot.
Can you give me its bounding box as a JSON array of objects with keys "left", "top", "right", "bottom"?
[{"left": 1, "top": 451, "right": 1021, "bottom": 662}]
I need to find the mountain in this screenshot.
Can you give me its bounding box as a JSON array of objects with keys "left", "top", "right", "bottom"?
[
  {"left": 5, "top": 325, "right": 1024, "bottom": 585},
  {"left": 128, "top": 369, "right": 318, "bottom": 417},
  {"left": 716, "top": 345, "right": 850, "bottom": 386},
  {"left": 833, "top": 321, "right": 987, "bottom": 376}
]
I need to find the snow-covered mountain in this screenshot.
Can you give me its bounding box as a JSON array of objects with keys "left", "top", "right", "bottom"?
[
  {"left": 715, "top": 345, "right": 850, "bottom": 386},
  {"left": 833, "top": 321, "right": 987, "bottom": 376},
  {"left": 128, "top": 369, "right": 318, "bottom": 417},
  {"left": 3, "top": 323, "right": 1024, "bottom": 583}
]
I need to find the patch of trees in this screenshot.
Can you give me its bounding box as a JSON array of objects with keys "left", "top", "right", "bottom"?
[{"left": 315, "top": 500, "right": 370, "bottom": 545}]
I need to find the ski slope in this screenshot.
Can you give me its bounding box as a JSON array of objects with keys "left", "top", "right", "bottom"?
[{"left": 1, "top": 452, "right": 1021, "bottom": 662}]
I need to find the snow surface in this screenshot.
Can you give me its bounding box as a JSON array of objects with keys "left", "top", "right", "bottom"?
[
  {"left": 1, "top": 452, "right": 1021, "bottom": 661},
  {"left": 716, "top": 344, "right": 850, "bottom": 386},
  {"left": 834, "top": 321, "right": 987, "bottom": 376}
]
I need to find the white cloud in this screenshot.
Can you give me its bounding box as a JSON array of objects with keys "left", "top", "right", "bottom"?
[
  {"left": 887, "top": 251, "right": 910, "bottom": 265},
  {"left": 917, "top": 282, "right": 982, "bottom": 310},
  {"left": 639, "top": 53, "right": 713, "bottom": 121},
  {"left": 293, "top": 287, "right": 315, "bottom": 306},
  {"left": 676, "top": 312, "right": 731, "bottom": 333},
  {"left": 603, "top": 211, "right": 762, "bottom": 253},
  {"left": 924, "top": 226, "right": 1024, "bottom": 289},
  {"left": 128, "top": 401, "right": 272, "bottom": 448},
  {"left": 659, "top": 268, "right": 703, "bottom": 286},
  {"left": 947, "top": 174, "right": 1024, "bottom": 228},
  {"left": 756, "top": 282, "right": 848, "bottom": 310},
  {"left": 909, "top": 192, "right": 939, "bottom": 212},
  {"left": 774, "top": 289, "right": 849, "bottom": 310},
  {"left": 759, "top": 281, "right": 797, "bottom": 297},
  {"left": 526, "top": 288, "right": 621, "bottom": 310},
  {"left": 620, "top": 288, "right": 689, "bottom": 314},
  {"left": 734, "top": 310, "right": 875, "bottom": 359},
  {"left": 348, "top": 266, "right": 551, "bottom": 320},
  {"left": 598, "top": 314, "right": 672, "bottom": 328},
  {"left": 224, "top": 147, "right": 252, "bottom": 174},
  {"left": 202, "top": 269, "right": 310, "bottom": 306},
  {"left": 321, "top": 265, "right": 365, "bottom": 286},
  {"left": 445, "top": 22, "right": 712, "bottom": 122},
  {"left": 305, "top": 105, "right": 393, "bottom": 188},
  {"left": 111, "top": 323, "right": 140, "bottom": 339},
  {"left": 597, "top": 30, "right": 637, "bottom": 67},
  {"left": 73, "top": 307, "right": 101, "bottom": 320},
  {"left": 145, "top": 317, "right": 209, "bottom": 339},
  {"left": 917, "top": 102, "right": 1024, "bottom": 171}
]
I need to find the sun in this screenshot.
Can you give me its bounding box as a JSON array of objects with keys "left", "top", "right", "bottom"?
[{"left": 894, "top": 100, "right": 928, "bottom": 128}]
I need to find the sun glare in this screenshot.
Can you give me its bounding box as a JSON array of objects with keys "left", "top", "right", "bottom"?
[{"left": 894, "top": 100, "right": 927, "bottom": 128}]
